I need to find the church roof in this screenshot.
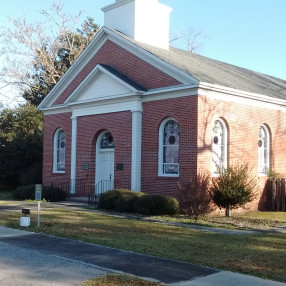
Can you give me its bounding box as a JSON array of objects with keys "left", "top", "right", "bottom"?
[{"left": 114, "top": 29, "right": 286, "bottom": 100}]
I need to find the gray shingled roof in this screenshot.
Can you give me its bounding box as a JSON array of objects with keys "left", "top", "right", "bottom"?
[{"left": 113, "top": 29, "right": 286, "bottom": 100}]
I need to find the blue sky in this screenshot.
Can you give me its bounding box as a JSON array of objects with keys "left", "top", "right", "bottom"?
[{"left": 0, "top": 0, "right": 285, "bottom": 81}]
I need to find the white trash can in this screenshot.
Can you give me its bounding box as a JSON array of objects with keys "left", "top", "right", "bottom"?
[{"left": 20, "top": 217, "right": 30, "bottom": 227}]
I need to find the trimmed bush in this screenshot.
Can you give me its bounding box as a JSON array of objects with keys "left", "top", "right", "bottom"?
[
  {"left": 133, "top": 194, "right": 179, "bottom": 216},
  {"left": 13, "top": 185, "right": 34, "bottom": 200},
  {"left": 98, "top": 189, "right": 128, "bottom": 210},
  {"left": 114, "top": 191, "right": 145, "bottom": 212},
  {"left": 42, "top": 186, "right": 66, "bottom": 202},
  {"left": 13, "top": 185, "right": 66, "bottom": 202}
]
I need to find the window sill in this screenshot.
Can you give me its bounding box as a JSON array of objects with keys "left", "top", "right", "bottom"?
[
  {"left": 258, "top": 173, "right": 267, "bottom": 177},
  {"left": 52, "top": 171, "right": 65, "bottom": 175},
  {"left": 158, "top": 175, "right": 179, "bottom": 179}
]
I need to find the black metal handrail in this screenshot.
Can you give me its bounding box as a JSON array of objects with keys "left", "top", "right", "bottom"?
[
  {"left": 88, "top": 179, "right": 114, "bottom": 206},
  {"left": 95, "top": 179, "right": 114, "bottom": 196}
]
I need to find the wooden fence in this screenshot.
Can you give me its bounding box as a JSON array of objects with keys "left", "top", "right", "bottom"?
[{"left": 267, "top": 178, "right": 286, "bottom": 211}]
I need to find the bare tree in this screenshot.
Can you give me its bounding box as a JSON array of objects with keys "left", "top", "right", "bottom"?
[
  {"left": 0, "top": 2, "right": 99, "bottom": 105},
  {"left": 170, "top": 27, "right": 205, "bottom": 53}
]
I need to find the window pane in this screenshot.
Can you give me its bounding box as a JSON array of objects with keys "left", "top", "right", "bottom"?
[
  {"left": 57, "top": 130, "right": 65, "bottom": 171},
  {"left": 101, "top": 132, "right": 114, "bottom": 149},
  {"left": 163, "top": 145, "right": 179, "bottom": 163},
  {"left": 258, "top": 127, "right": 267, "bottom": 174},
  {"left": 163, "top": 120, "right": 179, "bottom": 175},
  {"left": 164, "top": 163, "right": 179, "bottom": 175},
  {"left": 212, "top": 120, "right": 225, "bottom": 173}
]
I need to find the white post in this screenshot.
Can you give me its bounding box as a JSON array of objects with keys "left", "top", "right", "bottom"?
[
  {"left": 37, "top": 201, "right": 41, "bottom": 228},
  {"left": 131, "top": 103, "right": 142, "bottom": 191},
  {"left": 70, "top": 116, "right": 78, "bottom": 194}
]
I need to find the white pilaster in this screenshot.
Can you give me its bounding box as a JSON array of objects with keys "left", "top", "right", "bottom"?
[
  {"left": 131, "top": 103, "right": 142, "bottom": 191},
  {"left": 70, "top": 116, "right": 78, "bottom": 194}
]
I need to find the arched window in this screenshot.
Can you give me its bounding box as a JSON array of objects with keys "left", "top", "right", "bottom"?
[
  {"left": 53, "top": 129, "right": 65, "bottom": 173},
  {"left": 212, "top": 119, "right": 228, "bottom": 175},
  {"left": 158, "top": 119, "right": 179, "bottom": 176},
  {"left": 100, "top": 131, "right": 115, "bottom": 149},
  {"left": 258, "top": 125, "right": 270, "bottom": 175}
]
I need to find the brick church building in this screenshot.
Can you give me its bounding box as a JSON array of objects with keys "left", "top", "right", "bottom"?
[{"left": 39, "top": 0, "right": 286, "bottom": 211}]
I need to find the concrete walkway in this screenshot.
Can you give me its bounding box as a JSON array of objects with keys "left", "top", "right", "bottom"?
[{"left": 0, "top": 226, "right": 285, "bottom": 286}]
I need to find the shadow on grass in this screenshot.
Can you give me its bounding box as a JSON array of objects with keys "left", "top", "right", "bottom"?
[{"left": 1, "top": 209, "right": 286, "bottom": 283}]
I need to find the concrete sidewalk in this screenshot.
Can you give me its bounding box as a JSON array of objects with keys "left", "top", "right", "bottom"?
[{"left": 0, "top": 226, "right": 285, "bottom": 286}]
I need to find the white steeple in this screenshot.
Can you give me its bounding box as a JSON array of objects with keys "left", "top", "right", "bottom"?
[{"left": 102, "top": 0, "right": 172, "bottom": 50}]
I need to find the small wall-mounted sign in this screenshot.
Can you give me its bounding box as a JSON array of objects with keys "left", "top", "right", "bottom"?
[
  {"left": 82, "top": 163, "right": 89, "bottom": 170},
  {"left": 116, "top": 163, "right": 124, "bottom": 171}
]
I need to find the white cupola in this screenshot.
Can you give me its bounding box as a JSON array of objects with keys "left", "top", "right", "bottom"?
[{"left": 102, "top": 0, "right": 172, "bottom": 50}]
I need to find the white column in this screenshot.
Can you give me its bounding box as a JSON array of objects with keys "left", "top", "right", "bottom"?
[
  {"left": 70, "top": 116, "right": 78, "bottom": 194},
  {"left": 131, "top": 104, "right": 142, "bottom": 191}
]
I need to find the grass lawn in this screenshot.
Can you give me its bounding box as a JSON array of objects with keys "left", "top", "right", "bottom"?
[
  {"left": 150, "top": 212, "right": 286, "bottom": 230},
  {"left": 0, "top": 208, "right": 285, "bottom": 283},
  {"left": 78, "top": 273, "right": 163, "bottom": 286}
]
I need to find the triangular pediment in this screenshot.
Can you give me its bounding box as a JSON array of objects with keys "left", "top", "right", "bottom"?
[
  {"left": 65, "top": 64, "right": 144, "bottom": 105},
  {"left": 38, "top": 27, "right": 197, "bottom": 110}
]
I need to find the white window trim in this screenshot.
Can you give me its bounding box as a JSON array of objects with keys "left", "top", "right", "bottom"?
[
  {"left": 53, "top": 128, "right": 65, "bottom": 174},
  {"left": 212, "top": 118, "right": 228, "bottom": 176},
  {"left": 158, "top": 118, "right": 179, "bottom": 177},
  {"left": 258, "top": 124, "right": 270, "bottom": 176}
]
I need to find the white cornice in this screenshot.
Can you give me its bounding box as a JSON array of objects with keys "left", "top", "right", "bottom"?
[
  {"left": 142, "top": 85, "right": 198, "bottom": 102},
  {"left": 102, "top": 0, "right": 133, "bottom": 12},
  {"left": 199, "top": 82, "right": 286, "bottom": 111}
]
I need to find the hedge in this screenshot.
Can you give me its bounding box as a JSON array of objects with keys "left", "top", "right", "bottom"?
[
  {"left": 13, "top": 185, "right": 66, "bottom": 202},
  {"left": 98, "top": 189, "right": 179, "bottom": 216},
  {"left": 132, "top": 194, "right": 179, "bottom": 216},
  {"left": 114, "top": 191, "right": 145, "bottom": 212}
]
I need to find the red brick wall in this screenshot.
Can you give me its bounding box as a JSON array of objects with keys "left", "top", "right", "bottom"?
[
  {"left": 141, "top": 96, "right": 198, "bottom": 198},
  {"left": 42, "top": 111, "right": 132, "bottom": 191},
  {"left": 42, "top": 113, "right": 72, "bottom": 186},
  {"left": 197, "top": 95, "right": 286, "bottom": 211},
  {"left": 53, "top": 40, "right": 180, "bottom": 105},
  {"left": 43, "top": 93, "right": 286, "bottom": 212},
  {"left": 76, "top": 111, "right": 132, "bottom": 191}
]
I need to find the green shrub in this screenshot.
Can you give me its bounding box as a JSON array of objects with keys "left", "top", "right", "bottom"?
[
  {"left": 133, "top": 194, "right": 179, "bottom": 216},
  {"left": 13, "top": 185, "right": 66, "bottom": 202},
  {"left": 210, "top": 162, "right": 257, "bottom": 216},
  {"left": 114, "top": 191, "right": 145, "bottom": 212},
  {"left": 42, "top": 186, "right": 66, "bottom": 202},
  {"left": 267, "top": 168, "right": 281, "bottom": 179},
  {"left": 98, "top": 189, "right": 128, "bottom": 210},
  {"left": 13, "top": 185, "right": 34, "bottom": 200}
]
